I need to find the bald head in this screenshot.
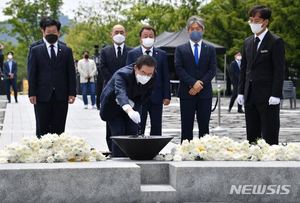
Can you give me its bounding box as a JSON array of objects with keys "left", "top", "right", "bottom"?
[
  {"left": 112, "top": 24, "right": 125, "bottom": 35},
  {"left": 111, "top": 24, "right": 126, "bottom": 45}
]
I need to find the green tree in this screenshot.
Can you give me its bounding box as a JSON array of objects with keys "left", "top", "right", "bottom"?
[
  {"left": 3, "top": 0, "right": 63, "bottom": 47},
  {"left": 265, "top": 0, "right": 300, "bottom": 77},
  {"left": 2, "top": 0, "right": 63, "bottom": 85}
]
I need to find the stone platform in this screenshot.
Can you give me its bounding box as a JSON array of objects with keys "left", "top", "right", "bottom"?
[{"left": 1, "top": 160, "right": 299, "bottom": 203}]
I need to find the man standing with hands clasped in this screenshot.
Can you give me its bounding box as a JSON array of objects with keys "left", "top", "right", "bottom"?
[
  {"left": 28, "top": 19, "right": 76, "bottom": 138},
  {"left": 237, "top": 5, "right": 285, "bottom": 145},
  {"left": 175, "top": 16, "right": 217, "bottom": 142},
  {"left": 3, "top": 51, "right": 18, "bottom": 103}
]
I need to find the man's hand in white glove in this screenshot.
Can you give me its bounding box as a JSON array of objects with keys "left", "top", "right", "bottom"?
[
  {"left": 268, "top": 96, "right": 281, "bottom": 105},
  {"left": 127, "top": 110, "right": 141, "bottom": 124},
  {"left": 237, "top": 94, "right": 244, "bottom": 105},
  {"left": 122, "top": 104, "right": 141, "bottom": 124}
]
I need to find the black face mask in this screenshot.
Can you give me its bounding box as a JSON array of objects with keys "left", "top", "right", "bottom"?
[
  {"left": 45, "top": 34, "right": 58, "bottom": 44},
  {"left": 84, "top": 54, "right": 89, "bottom": 59}
]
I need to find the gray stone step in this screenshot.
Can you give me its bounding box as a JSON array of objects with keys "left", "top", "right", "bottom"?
[{"left": 141, "top": 184, "right": 176, "bottom": 203}]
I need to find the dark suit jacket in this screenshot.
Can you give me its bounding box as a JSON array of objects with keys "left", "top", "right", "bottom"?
[
  {"left": 29, "top": 39, "right": 66, "bottom": 52},
  {"left": 100, "top": 45, "right": 132, "bottom": 85},
  {"left": 238, "top": 31, "right": 285, "bottom": 103},
  {"left": 28, "top": 43, "right": 76, "bottom": 102},
  {"left": 100, "top": 65, "right": 155, "bottom": 121},
  {"left": 3, "top": 60, "right": 17, "bottom": 80},
  {"left": 228, "top": 60, "right": 240, "bottom": 86},
  {"left": 175, "top": 41, "right": 217, "bottom": 99},
  {"left": 27, "top": 39, "right": 66, "bottom": 76},
  {"left": 126, "top": 47, "right": 171, "bottom": 104}
]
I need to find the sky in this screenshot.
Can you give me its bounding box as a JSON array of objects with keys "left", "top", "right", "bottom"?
[{"left": 0, "top": 0, "right": 99, "bottom": 21}]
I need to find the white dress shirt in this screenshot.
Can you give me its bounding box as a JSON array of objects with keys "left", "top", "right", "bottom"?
[
  {"left": 190, "top": 40, "right": 202, "bottom": 59},
  {"left": 114, "top": 43, "right": 125, "bottom": 56},
  {"left": 255, "top": 28, "right": 268, "bottom": 50},
  {"left": 141, "top": 46, "right": 153, "bottom": 56},
  {"left": 44, "top": 39, "right": 58, "bottom": 58}
]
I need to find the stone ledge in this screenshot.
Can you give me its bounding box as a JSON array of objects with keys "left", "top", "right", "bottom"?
[
  {"left": 0, "top": 162, "right": 141, "bottom": 203},
  {"left": 0, "top": 161, "right": 299, "bottom": 203}
]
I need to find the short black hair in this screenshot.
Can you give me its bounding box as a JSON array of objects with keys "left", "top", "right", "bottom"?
[
  {"left": 7, "top": 51, "right": 14, "bottom": 55},
  {"left": 135, "top": 55, "right": 157, "bottom": 69},
  {"left": 249, "top": 5, "right": 272, "bottom": 20},
  {"left": 139, "top": 25, "right": 156, "bottom": 37},
  {"left": 39, "top": 16, "right": 52, "bottom": 28},
  {"left": 42, "top": 19, "right": 61, "bottom": 31}
]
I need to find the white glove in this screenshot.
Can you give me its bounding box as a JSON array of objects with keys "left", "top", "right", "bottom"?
[
  {"left": 268, "top": 96, "right": 280, "bottom": 105},
  {"left": 237, "top": 94, "right": 244, "bottom": 105},
  {"left": 127, "top": 110, "right": 141, "bottom": 124}
]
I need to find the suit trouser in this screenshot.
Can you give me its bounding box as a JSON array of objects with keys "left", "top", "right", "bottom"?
[
  {"left": 140, "top": 100, "right": 163, "bottom": 135},
  {"left": 180, "top": 97, "right": 212, "bottom": 142},
  {"left": 5, "top": 79, "right": 17, "bottom": 102},
  {"left": 106, "top": 124, "right": 112, "bottom": 151},
  {"left": 96, "top": 74, "right": 103, "bottom": 109},
  {"left": 108, "top": 112, "right": 138, "bottom": 157},
  {"left": 245, "top": 90, "right": 280, "bottom": 145},
  {"left": 34, "top": 105, "right": 40, "bottom": 135},
  {"left": 35, "top": 93, "right": 68, "bottom": 138},
  {"left": 229, "top": 83, "right": 242, "bottom": 111}
]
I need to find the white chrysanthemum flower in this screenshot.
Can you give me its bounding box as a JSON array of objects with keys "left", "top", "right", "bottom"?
[
  {"left": 154, "top": 154, "right": 165, "bottom": 161},
  {"left": 173, "top": 154, "right": 182, "bottom": 161},
  {"left": 164, "top": 153, "right": 173, "bottom": 161},
  {"left": 46, "top": 156, "right": 55, "bottom": 163}
]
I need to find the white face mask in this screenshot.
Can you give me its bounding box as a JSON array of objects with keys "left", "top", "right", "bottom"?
[
  {"left": 7, "top": 54, "right": 13, "bottom": 60},
  {"left": 249, "top": 23, "right": 264, "bottom": 34},
  {"left": 142, "top": 38, "right": 155, "bottom": 48},
  {"left": 136, "top": 74, "right": 151, "bottom": 85},
  {"left": 113, "top": 34, "right": 125, "bottom": 44}
]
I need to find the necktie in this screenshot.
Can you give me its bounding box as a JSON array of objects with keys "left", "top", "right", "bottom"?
[
  {"left": 117, "top": 46, "right": 122, "bottom": 58},
  {"left": 50, "top": 45, "right": 56, "bottom": 62},
  {"left": 194, "top": 43, "right": 199, "bottom": 65},
  {"left": 254, "top": 37, "right": 260, "bottom": 53},
  {"left": 145, "top": 50, "right": 151, "bottom": 55}
]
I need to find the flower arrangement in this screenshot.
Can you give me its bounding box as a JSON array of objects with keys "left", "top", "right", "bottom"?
[
  {"left": 0, "top": 133, "right": 107, "bottom": 163},
  {"left": 155, "top": 135, "right": 300, "bottom": 161}
]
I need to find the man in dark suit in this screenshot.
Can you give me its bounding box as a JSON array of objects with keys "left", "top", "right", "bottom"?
[
  {"left": 175, "top": 16, "right": 217, "bottom": 142},
  {"left": 27, "top": 17, "right": 66, "bottom": 135},
  {"left": 228, "top": 52, "right": 243, "bottom": 113},
  {"left": 3, "top": 51, "right": 18, "bottom": 103},
  {"left": 100, "top": 55, "right": 156, "bottom": 157},
  {"left": 99, "top": 24, "right": 132, "bottom": 151},
  {"left": 28, "top": 19, "right": 76, "bottom": 138},
  {"left": 126, "top": 25, "right": 171, "bottom": 136},
  {"left": 237, "top": 5, "right": 285, "bottom": 145}
]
